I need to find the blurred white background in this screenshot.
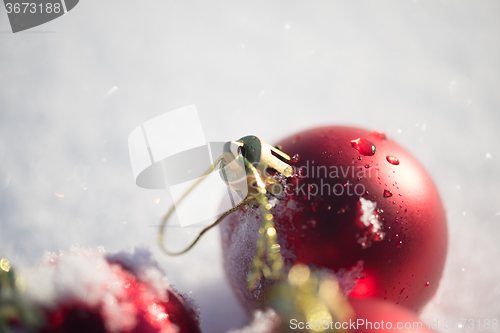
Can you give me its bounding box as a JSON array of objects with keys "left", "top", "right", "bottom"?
[{"left": 1, "top": 1, "right": 499, "bottom": 332}]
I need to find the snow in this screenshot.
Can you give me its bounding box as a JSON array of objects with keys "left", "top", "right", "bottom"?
[
  {"left": 228, "top": 309, "right": 279, "bottom": 333},
  {"left": 357, "top": 197, "right": 385, "bottom": 249},
  {"left": 320, "top": 260, "right": 366, "bottom": 297},
  {"left": 1, "top": 1, "right": 500, "bottom": 332},
  {"left": 106, "top": 247, "right": 171, "bottom": 300}
]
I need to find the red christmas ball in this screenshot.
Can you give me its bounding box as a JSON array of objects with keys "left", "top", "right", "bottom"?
[
  {"left": 221, "top": 126, "right": 447, "bottom": 313},
  {"left": 350, "top": 298, "right": 434, "bottom": 332},
  {"left": 40, "top": 281, "right": 200, "bottom": 333},
  {"left": 12, "top": 248, "right": 201, "bottom": 333}
]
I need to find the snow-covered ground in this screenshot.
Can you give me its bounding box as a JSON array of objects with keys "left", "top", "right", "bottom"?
[{"left": 1, "top": 1, "right": 499, "bottom": 332}]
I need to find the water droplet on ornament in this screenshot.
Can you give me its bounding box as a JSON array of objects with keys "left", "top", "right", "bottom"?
[
  {"left": 292, "top": 154, "right": 300, "bottom": 163},
  {"left": 425, "top": 282, "right": 430, "bottom": 288},
  {"left": 365, "top": 164, "right": 370, "bottom": 169},
  {"left": 400, "top": 288, "right": 405, "bottom": 294},
  {"left": 383, "top": 190, "right": 392, "bottom": 198},
  {"left": 357, "top": 156, "right": 362, "bottom": 160},
  {"left": 371, "top": 131, "right": 387, "bottom": 140},
  {"left": 397, "top": 241, "right": 403, "bottom": 248},
  {"left": 350, "top": 138, "right": 376, "bottom": 156},
  {"left": 386, "top": 156, "right": 400, "bottom": 165}
]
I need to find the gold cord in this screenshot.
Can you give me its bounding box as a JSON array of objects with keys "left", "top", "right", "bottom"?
[
  {"left": 244, "top": 159, "right": 284, "bottom": 290},
  {"left": 158, "top": 152, "right": 285, "bottom": 290},
  {"left": 158, "top": 156, "right": 255, "bottom": 256}
]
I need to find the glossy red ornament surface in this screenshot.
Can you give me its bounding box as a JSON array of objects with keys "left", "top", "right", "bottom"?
[
  {"left": 350, "top": 299, "right": 434, "bottom": 332},
  {"left": 221, "top": 126, "right": 447, "bottom": 313}
]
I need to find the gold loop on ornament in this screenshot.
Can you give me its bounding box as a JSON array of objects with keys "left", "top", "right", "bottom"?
[{"left": 157, "top": 135, "right": 293, "bottom": 290}]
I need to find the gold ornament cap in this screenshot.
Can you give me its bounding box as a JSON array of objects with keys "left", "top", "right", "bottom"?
[{"left": 220, "top": 135, "right": 293, "bottom": 187}]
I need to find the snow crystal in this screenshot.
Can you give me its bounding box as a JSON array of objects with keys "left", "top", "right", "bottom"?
[
  {"left": 357, "top": 197, "right": 385, "bottom": 249},
  {"left": 106, "top": 247, "right": 170, "bottom": 301},
  {"left": 172, "top": 287, "right": 201, "bottom": 323},
  {"left": 228, "top": 309, "right": 280, "bottom": 333},
  {"left": 359, "top": 197, "right": 380, "bottom": 230},
  {"left": 319, "top": 260, "right": 365, "bottom": 296}
]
